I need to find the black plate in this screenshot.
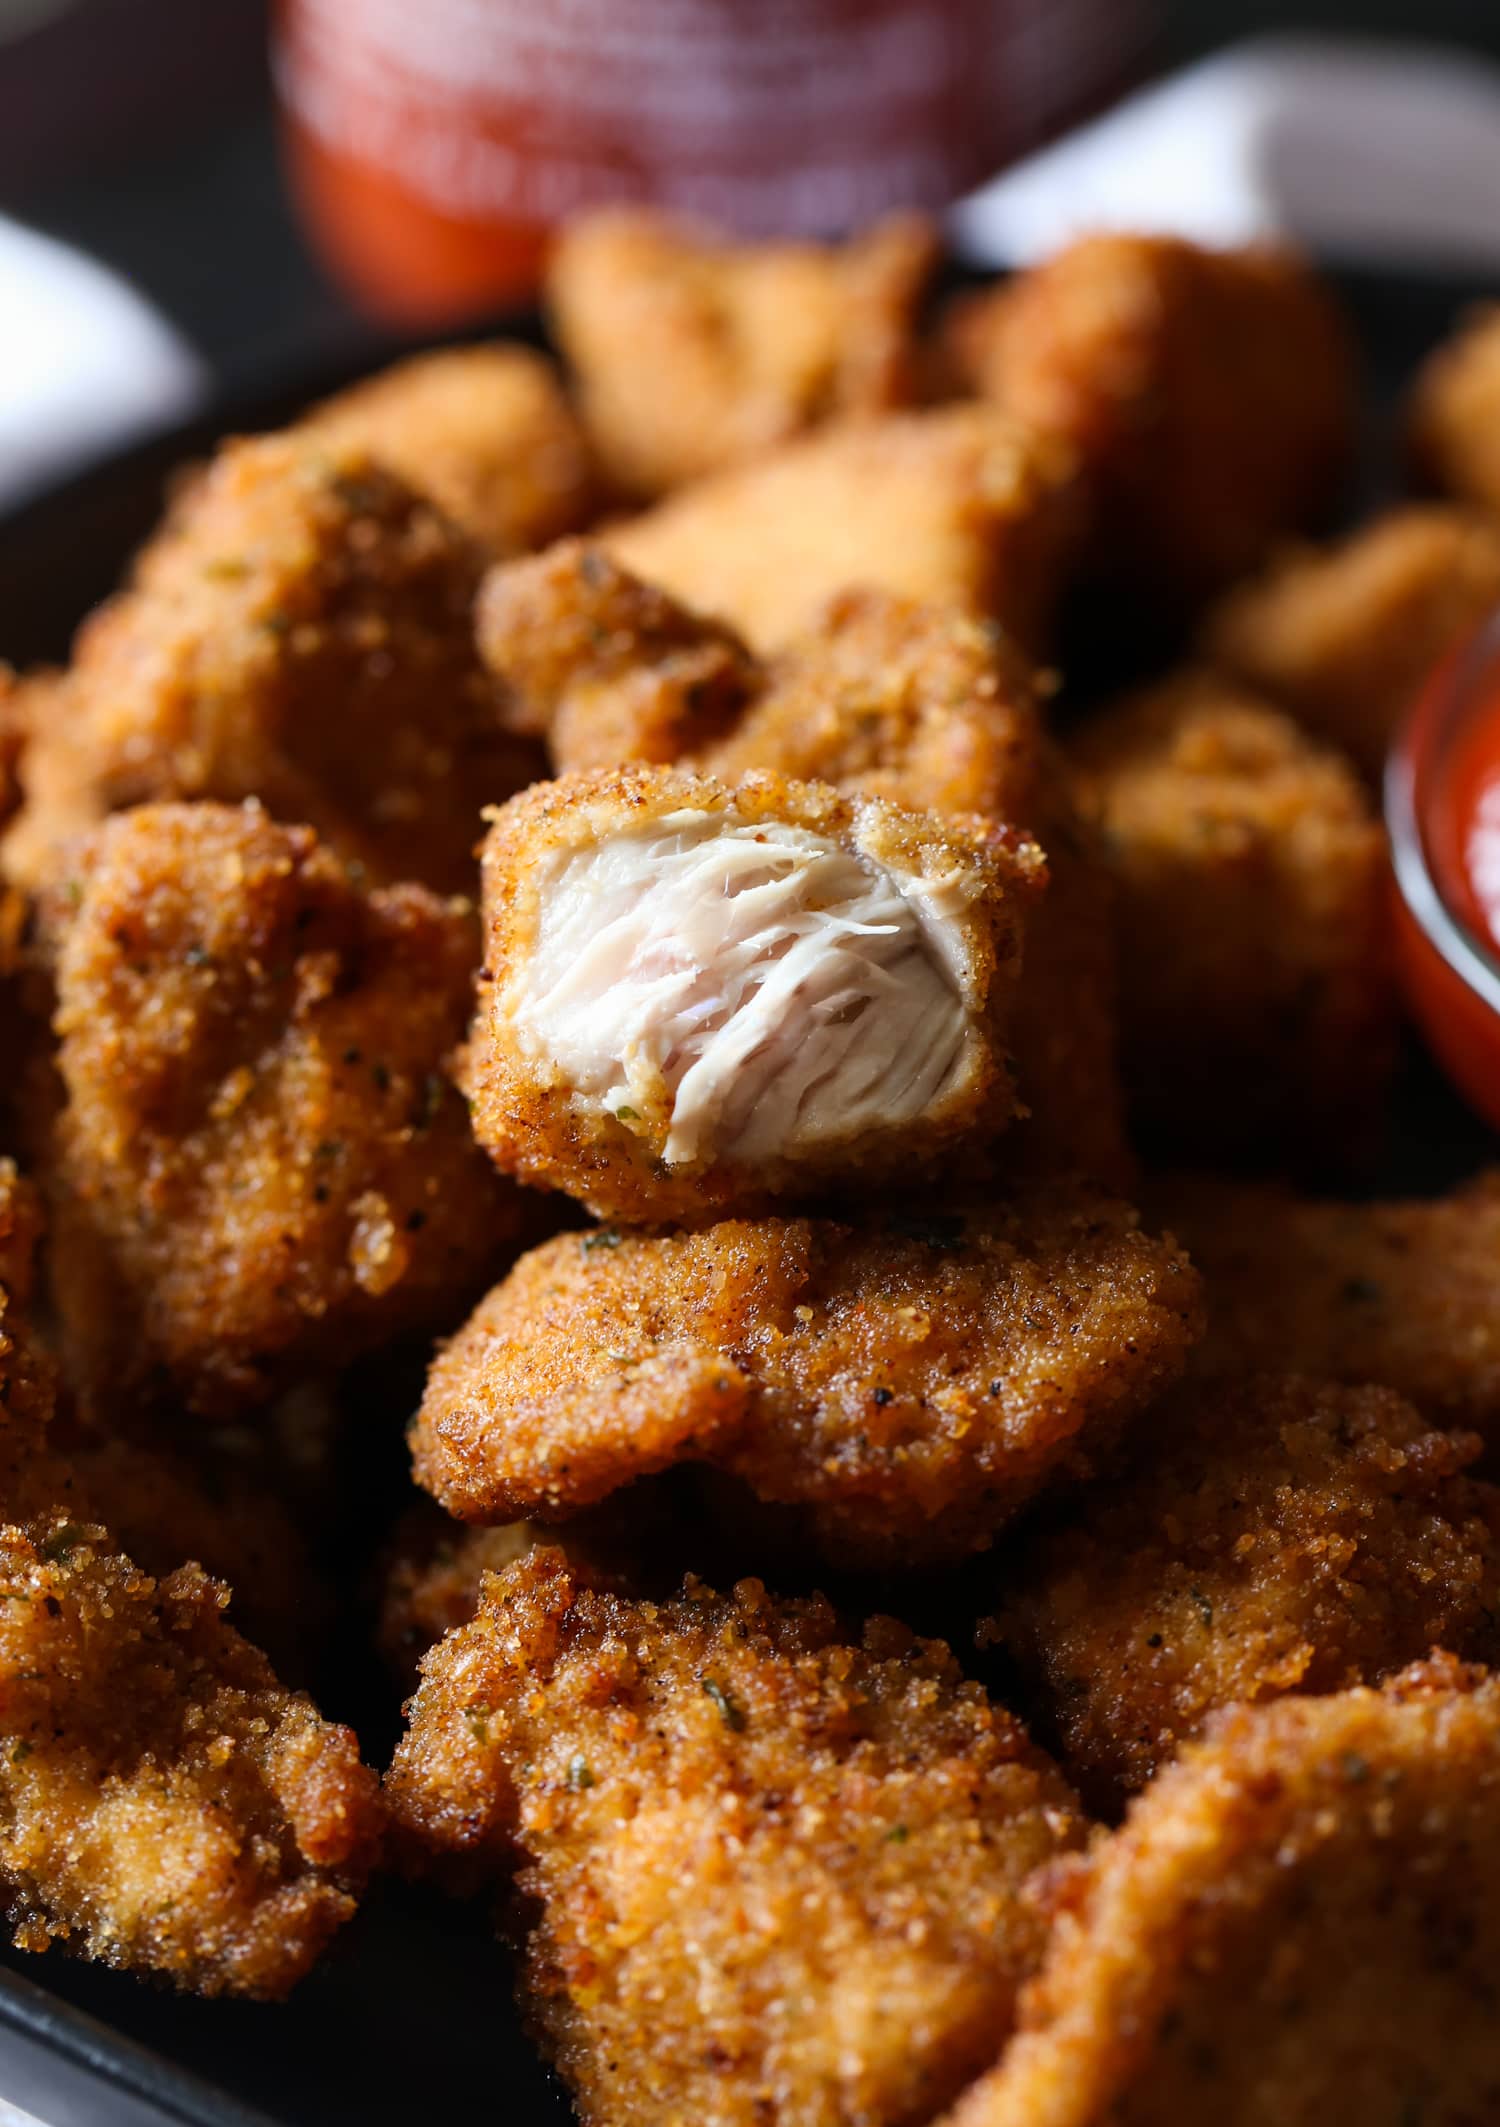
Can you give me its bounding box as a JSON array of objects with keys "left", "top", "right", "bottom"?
[{"left": 0, "top": 264, "right": 1495, "bottom": 2127}]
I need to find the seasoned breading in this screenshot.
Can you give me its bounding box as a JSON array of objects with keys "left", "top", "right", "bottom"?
[
  {"left": 948, "top": 234, "right": 1353, "bottom": 606},
  {"left": 460, "top": 765, "right": 1045, "bottom": 1223},
  {"left": 1409, "top": 302, "right": 1500, "bottom": 511},
  {"left": 604, "top": 406, "right": 1082, "bottom": 654},
  {"left": 547, "top": 209, "right": 938, "bottom": 497},
  {"left": 940, "top": 1659, "right": 1500, "bottom": 2127},
  {"left": 1201, "top": 506, "right": 1500, "bottom": 778},
  {"left": 298, "top": 341, "right": 596, "bottom": 557},
  {"left": 478, "top": 550, "right": 1130, "bottom": 1188},
  {"left": 33, "top": 802, "right": 526, "bottom": 1419},
  {"left": 1151, "top": 1170, "right": 1500, "bottom": 1445},
  {"left": 410, "top": 1192, "right": 1202, "bottom": 1566},
  {"left": 1, "top": 434, "right": 541, "bottom": 894},
  {"left": 1070, "top": 670, "right": 1392, "bottom": 1165},
  {"left": 386, "top": 1549, "right": 1089, "bottom": 2127},
  {"left": 982, "top": 1376, "right": 1500, "bottom": 1801}
]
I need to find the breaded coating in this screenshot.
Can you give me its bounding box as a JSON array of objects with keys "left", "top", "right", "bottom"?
[
  {"left": 1070, "top": 670, "right": 1392, "bottom": 1164},
  {"left": 1409, "top": 302, "right": 1500, "bottom": 511},
  {"left": 34, "top": 802, "right": 525, "bottom": 1418},
  {"left": 0, "top": 666, "right": 23, "bottom": 835},
  {"left": 1, "top": 433, "right": 540, "bottom": 895},
  {"left": 461, "top": 765, "right": 1045, "bottom": 1223},
  {"left": 983, "top": 1376, "right": 1500, "bottom": 1801},
  {"left": 386, "top": 1549, "right": 1089, "bottom": 2127},
  {"left": 948, "top": 234, "right": 1353, "bottom": 606},
  {"left": 1151, "top": 1170, "right": 1500, "bottom": 1445},
  {"left": 1201, "top": 506, "right": 1500, "bottom": 778},
  {"left": 479, "top": 549, "right": 1129, "bottom": 1188},
  {"left": 298, "top": 341, "right": 596, "bottom": 557},
  {"left": 604, "top": 406, "right": 1081, "bottom": 654},
  {"left": 941, "top": 1658, "right": 1500, "bottom": 2127},
  {"left": 410, "top": 1192, "right": 1202, "bottom": 1566},
  {"left": 547, "top": 209, "right": 938, "bottom": 498}
]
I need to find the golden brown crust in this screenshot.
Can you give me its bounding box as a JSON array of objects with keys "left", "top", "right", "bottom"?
[
  {"left": 299, "top": 341, "right": 597, "bottom": 556},
  {"left": 1200, "top": 505, "right": 1500, "bottom": 779},
  {"left": 410, "top": 1192, "right": 1203, "bottom": 1565},
  {"left": 604, "top": 406, "right": 1082, "bottom": 654},
  {"left": 984, "top": 1376, "right": 1500, "bottom": 1801},
  {"left": 33, "top": 801, "right": 527, "bottom": 1418},
  {"left": 461, "top": 764, "right": 1045, "bottom": 1223},
  {"left": 1409, "top": 302, "right": 1500, "bottom": 509},
  {"left": 1151, "top": 1171, "right": 1500, "bottom": 1446},
  {"left": 940, "top": 1660, "right": 1500, "bottom": 2127},
  {"left": 950, "top": 235, "right": 1354, "bottom": 607},
  {"left": 2, "top": 434, "right": 542, "bottom": 895},
  {"left": 386, "top": 1549, "right": 1088, "bottom": 2127},
  {"left": 1070, "top": 669, "right": 1393, "bottom": 1166},
  {"left": 547, "top": 209, "right": 938, "bottom": 497}
]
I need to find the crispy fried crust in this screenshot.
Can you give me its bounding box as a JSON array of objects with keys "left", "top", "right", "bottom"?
[
  {"left": 33, "top": 802, "right": 526, "bottom": 1418},
  {"left": 1151, "top": 1171, "right": 1500, "bottom": 1445},
  {"left": 461, "top": 765, "right": 1045, "bottom": 1223},
  {"left": 386, "top": 1550, "right": 1088, "bottom": 2127},
  {"left": 1200, "top": 506, "right": 1500, "bottom": 779},
  {"left": 410, "top": 1193, "right": 1203, "bottom": 1565},
  {"left": 1, "top": 434, "right": 541, "bottom": 895},
  {"left": 547, "top": 210, "right": 938, "bottom": 497},
  {"left": 299, "top": 341, "right": 597, "bottom": 556},
  {"left": 1409, "top": 303, "right": 1500, "bottom": 510},
  {"left": 604, "top": 406, "right": 1082, "bottom": 654},
  {"left": 1070, "top": 670, "right": 1392, "bottom": 1166},
  {"left": 983, "top": 1376, "right": 1500, "bottom": 1801},
  {"left": 940, "top": 1659, "right": 1500, "bottom": 2127},
  {"left": 949, "top": 235, "right": 1354, "bottom": 606}
]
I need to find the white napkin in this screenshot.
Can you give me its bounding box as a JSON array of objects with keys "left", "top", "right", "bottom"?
[
  {"left": 951, "top": 32, "right": 1500, "bottom": 275},
  {"left": 0, "top": 213, "right": 205, "bottom": 513}
]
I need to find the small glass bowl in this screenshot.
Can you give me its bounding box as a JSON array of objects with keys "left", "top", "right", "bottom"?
[{"left": 1387, "top": 610, "right": 1500, "bottom": 1134}]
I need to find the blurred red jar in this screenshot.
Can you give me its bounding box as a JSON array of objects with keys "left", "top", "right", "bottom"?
[{"left": 273, "top": 0, "right": 1152, "bottom": 326}]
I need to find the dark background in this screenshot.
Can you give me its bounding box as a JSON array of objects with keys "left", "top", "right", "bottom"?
[{"left": 1, "top": 0, "right": 1499, "bottom": 388}]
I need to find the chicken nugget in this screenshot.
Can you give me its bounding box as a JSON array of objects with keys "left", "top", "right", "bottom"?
[
  {"left": 948, "top": 234, "right": 1353, "bottom": 608},
  {"left": 604, "top": 406, "right": 1081, "bottom": 654},
  {"left": 32, "top": 801, "right": 526, "bottom": 1419},
  {"left": 1201, "top": 506, "right": 1500, "bottom": 779},
  {"left": 1070, "top": 670, "right": 1392, "bottom": 1166},
  {"left": 386, "top": 1548, "right": 1088, "bottom": 2127},
  {"left": 1152, "top": 1170, "right": 1500, "bottom": 1445},
  {"left": 411, "top": 1191, "right": 1202, "bottom": 1566},
  {"left": 1409, "top": 301, "right": 1500, "bottom": 510},
  {"left": 298, "top": 341, "right": 596, "bottom": 557},
  {"left": 462, "top": 764, "right": 1044, "bottom": 1223},
  {"left": 547, "top": 209, "right": 938, "bottom": 498},
  {"left": 480, "top": 551, "right": 1130, "bottom": 1189},
  {"left": 1, "top": 433, "right": 540, "bottom": 894},
  {"left": 940, "top": 1657, "right": 1500, "bottom": 2127},
  {"left": 982, "top": 1376, "right": 1500, "bottom": 1802}
]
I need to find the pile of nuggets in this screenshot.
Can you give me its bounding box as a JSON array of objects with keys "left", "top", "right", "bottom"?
[{"left": 1, "top": 208, "right": 1500, "bottom": 2125}]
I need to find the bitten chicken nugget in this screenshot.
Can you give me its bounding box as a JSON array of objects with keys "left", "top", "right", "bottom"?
[
  {"left": 948, "top": 234, "right": 1353, "bottom": 607},
  {"left": 982, "top": 1375, "right": 1500, "bottom": 1801},
  {"left": 547, "top": 209, "right": 938, "bottom": 498},
  {"left": 386, "top": 1549, "right": 1089, "bottom": 2127},
  {"left": 33, "top": 802, "right": 526, "bottom": 1419},
  {"left": 940, "top": 1658, "right": 1500, "bottom": 2127},
  {"left": 1070, "top": 670, "right": 1392, "bottom": 1166},
  {"left": 411, "top": 1192, "right": 1202, "bottom": 1566},
  {"left": 479, "top": 549, "right": 1130, "bottom": 1188},
  {"left": 1151, "top": 1170, "right": 1500, "bottom": 1445},
  {"left": 604, "top": 406, "right": 1081, "bottom": 654},
  {"left": 1, "top": 433, "right": 541, "bottom": 894},
  {"left": 0, "top": 1163, "right": 383, "bottom": 1999},
  {"left": 299, "top": 341, "right": 597, "bottom": 557},
  {"left": 1409, "top": 302, "right": 1500, "bottom": 511},
  {"left": 461, "top": 765, "right": 1045, "bottom": 1223},
  {"left": 1201, "top": 506, "right": 1500, "bottom": 779}
]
